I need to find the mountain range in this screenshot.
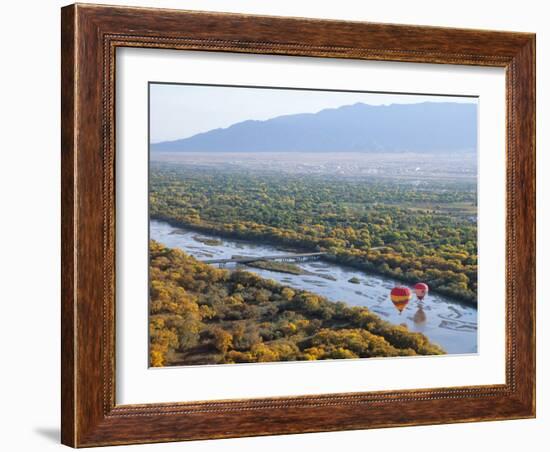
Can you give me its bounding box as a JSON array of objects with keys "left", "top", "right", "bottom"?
[{"left": 151, "top": 102, "right": 477, "bottom": 153}]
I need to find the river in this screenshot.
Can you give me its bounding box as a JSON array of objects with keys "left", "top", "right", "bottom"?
[{"left": 151, "top": 219, "right": 478, "bottom": 354}]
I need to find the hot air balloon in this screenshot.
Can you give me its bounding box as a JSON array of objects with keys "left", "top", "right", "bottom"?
[
  {"left": 390, "top": 286, "right": 411, "bottom": 314},
  {"left": 414, "top": 282, "right": 429, "bottom": 301}
]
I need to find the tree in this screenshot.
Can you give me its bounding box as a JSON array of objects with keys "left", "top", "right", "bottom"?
[{"left": 211, "top": 327, "right": 232, "bottom": 355}]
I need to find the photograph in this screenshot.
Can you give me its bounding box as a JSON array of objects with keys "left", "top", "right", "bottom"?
[
  {"left": 148, "top": 83, "right": 479, "bottom": 367},
  {"left": 50, "top": 1, "right": 536, "bottom": 447}
]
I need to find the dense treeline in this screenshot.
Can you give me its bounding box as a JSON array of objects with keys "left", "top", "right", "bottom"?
[
  {"left": 150, "top": 164, "right": 478, "bottom": 304},
  {"left": 149, "top": 241, "right": 444, "bottom": 366}
]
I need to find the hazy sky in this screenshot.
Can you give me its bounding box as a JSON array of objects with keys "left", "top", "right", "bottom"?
[{"left": 150, "top": 83, "right": 477, "bottom": 143}]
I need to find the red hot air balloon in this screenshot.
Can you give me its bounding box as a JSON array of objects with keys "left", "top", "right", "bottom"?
[
  {"left": 414, "top": 283, "right": 429, "bottom": 301},
  {"left": 390, "top": 287, "right": 411, "bottom": 314}
]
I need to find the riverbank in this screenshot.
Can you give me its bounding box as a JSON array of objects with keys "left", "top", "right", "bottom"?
[
  {"left": 151, "top": 219, "right": 478, "bottom": 354},
  {"left": 149, "top": 240, "right": 445, "bottom": 367},
  {"left": 151, "top": 214, "right": 477, "bottom": 307}
]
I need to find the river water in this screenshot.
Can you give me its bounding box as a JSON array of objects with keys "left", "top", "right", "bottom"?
[{"left": 151, "top": 219, "right": 477, "bottom": 354}]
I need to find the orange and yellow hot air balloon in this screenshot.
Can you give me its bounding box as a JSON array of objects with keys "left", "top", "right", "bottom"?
[
  {"left": 414, "top": 282, "right": 429, "bottom": 301},
  {"left": 390, "top": 286, "right": 411, "bottom": 313}
]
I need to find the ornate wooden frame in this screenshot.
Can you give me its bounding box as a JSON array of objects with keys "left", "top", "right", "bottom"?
[{"left": 61, "top": 3, "right": 536, "bottom": 447}]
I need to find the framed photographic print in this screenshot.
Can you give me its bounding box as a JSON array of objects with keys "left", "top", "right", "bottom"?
[{"left": 61, "top": 3, "right": 536, "bottom": 447}]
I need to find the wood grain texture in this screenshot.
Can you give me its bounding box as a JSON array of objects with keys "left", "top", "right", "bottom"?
[{"left": 61, "top": 3, "right": 536, "bottom": 447}]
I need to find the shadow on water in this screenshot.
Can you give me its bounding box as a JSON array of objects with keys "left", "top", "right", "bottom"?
[{"left": 413, "top": 303, "right": 427, "bottom": 325}]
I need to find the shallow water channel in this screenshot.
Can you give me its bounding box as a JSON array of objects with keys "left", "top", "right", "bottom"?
[{"left": 151, "top": 219, "right": 478, "bottom": 354}]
